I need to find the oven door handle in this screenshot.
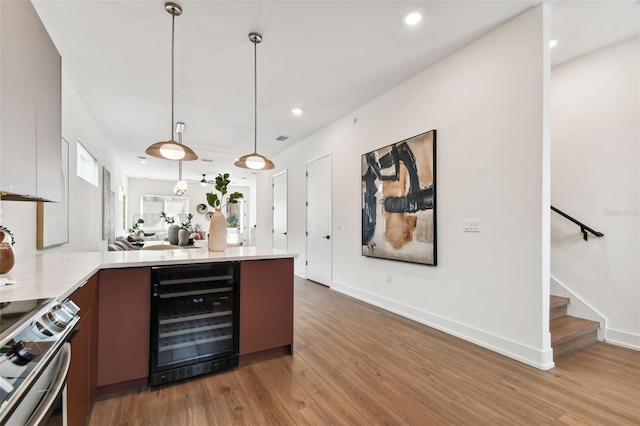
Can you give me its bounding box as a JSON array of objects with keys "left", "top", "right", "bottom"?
[{"left": 25, "top": 343, "right": 71, "bottom": 426}]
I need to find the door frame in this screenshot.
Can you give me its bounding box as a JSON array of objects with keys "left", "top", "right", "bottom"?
[
  {"left": 272, "top": 170, "right": 288, "bottom": 250},
  {"left": 305, "top": 153, "right": 332, "bottom": 285}
]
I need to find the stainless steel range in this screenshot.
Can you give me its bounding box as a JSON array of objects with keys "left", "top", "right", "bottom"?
[{"left": 0, "top": 298, "right": 80, "bottom": 425}]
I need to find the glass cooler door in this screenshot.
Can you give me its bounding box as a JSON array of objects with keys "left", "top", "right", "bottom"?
[{"left": 150, "top": 263, "right": 239, "bottom": 374}]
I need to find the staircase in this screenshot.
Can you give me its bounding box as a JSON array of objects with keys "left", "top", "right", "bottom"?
[{"left": 550, "top": 295, "right": 599, "bottom": 361}]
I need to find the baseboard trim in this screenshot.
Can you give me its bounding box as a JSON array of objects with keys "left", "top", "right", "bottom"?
[
  {"left": 331, "top": 280, "right": 555, "bottom": 370},
  {"left": 294, "top": 267, "right": 307, "bottom": 279},
  {"left": 605, "top": 328, "right": 640, "bottom": 350},
  {"left": 96, "top": 378, "right": 148, "bottom": 398},
  {"left": 240, "top": 345, "right": 292, "bottom": 366}
]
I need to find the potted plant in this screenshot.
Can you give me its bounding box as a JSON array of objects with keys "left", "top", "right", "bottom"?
[
  {"left": 191, "top": 223, "right": 205, "bottom": 240},
  {"left": 178, "top": 213, "right": 193, "bottom": 246},
  {"left": 0, "top": 225, "right": 16, "bottom": 274},
  {"left": 127, "top": 222, "right": 143, "bottom": 240},
  {"left": 205, "top": 173, "right": 244, "bottom": 252},
  {"left": 160, "top": 211, "right": 180, "bottom": 245}
]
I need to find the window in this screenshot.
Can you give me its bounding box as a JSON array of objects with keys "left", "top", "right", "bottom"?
[
  {"left": 76, "top": 140, "right": 98, "bottom": 186},
  {"left": 225, "top": 198, "right": 246, "bottom": 245},
  {"left": 140, "top": 195, "right": 189, "bottom": 230}
]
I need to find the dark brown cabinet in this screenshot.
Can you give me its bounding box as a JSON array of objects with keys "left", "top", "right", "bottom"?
[
  {"left": 240, "top": 258, "right": 294, "bottom": 359},
  {"left": 97, "top": 267, "right": 150, "bottom": 392},
  {"left": 65, "top": 259, "right": 292, "bottom": 402},
  {"left": 67, "top": 273, "right": 98, "bottom": 426}
]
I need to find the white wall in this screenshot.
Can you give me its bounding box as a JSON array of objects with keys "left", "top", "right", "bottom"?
[
  {"left": 258, "top": 6, "right": 553, "bottom": 368},
  {"left": 1, "top": 69, "right": 127, "bottom": 255},
  {"left": 127, "top": 177, "right": 255, "bottom": 243},
  {"left": 551, "top": 37, "right": 640, "bottom": 349}
]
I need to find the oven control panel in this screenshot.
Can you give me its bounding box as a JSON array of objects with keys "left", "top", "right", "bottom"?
[{"left": 0, "top": 298, "right": 80, "bottom": 423}]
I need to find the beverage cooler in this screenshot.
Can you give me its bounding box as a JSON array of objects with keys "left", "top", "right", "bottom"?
[{"left": 149, "top": 262, "right": 239, "bottom": 386}]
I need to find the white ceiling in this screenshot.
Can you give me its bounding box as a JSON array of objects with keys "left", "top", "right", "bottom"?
[{"left": 31, "top": 0, "right": 639, "bottom": 185}]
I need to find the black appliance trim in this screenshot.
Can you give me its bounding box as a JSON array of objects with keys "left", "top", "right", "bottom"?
[{"left": 149, "top": 262, "right": 240, "bottom": 386}]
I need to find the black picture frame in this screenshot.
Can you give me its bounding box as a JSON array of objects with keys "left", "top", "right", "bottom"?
[{"left": 361, "top": 129, "right": 437, "bottom": 266}]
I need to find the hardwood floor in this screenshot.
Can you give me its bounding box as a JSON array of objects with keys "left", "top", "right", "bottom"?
[{"left": 88, "top": 277, "right": 640, "bottom": 425}]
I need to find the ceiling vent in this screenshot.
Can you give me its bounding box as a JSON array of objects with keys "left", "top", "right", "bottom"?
[
  {"left": 201, "top": 158, "right": 213, "bottom": 163},
  {"left": 275, "top": 135, "right": 289, "bottom": 141}
]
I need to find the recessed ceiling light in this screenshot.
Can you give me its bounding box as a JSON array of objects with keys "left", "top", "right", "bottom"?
[
  {"left": 403, "top": 11, "right": 422, "bottom": 26},
  {"left": 549, "top": 39, "right": 558, "bottom": 48},
  {"left": 291, "top": 108, "right": 303, "bottom": 116}
]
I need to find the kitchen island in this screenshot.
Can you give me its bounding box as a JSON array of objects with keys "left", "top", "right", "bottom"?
[
  {"left": 0, "top": 245, "right": 296, "bottom": 425},
  {"left": 0, "top": 245, "right": 295, "bottom": 302}
]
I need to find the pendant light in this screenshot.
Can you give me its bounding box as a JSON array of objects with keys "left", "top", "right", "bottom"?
[
  {"left": 235, "top": 32, "right": 275, "bottom": 170},
  {"left": 173, "top": 122, "right": 188, "bottom": 195},
  {"left": 145, "top": 3, "right": 198, "bottom": 162}
]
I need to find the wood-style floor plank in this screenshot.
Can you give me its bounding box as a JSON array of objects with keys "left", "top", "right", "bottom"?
[{"left": 89, "top": 277, "right": 640, "bottom": 425}]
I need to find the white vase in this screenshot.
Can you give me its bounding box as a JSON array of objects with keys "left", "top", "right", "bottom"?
[{"left": 208, "top": 208, "right": 227, "bottom": 252}]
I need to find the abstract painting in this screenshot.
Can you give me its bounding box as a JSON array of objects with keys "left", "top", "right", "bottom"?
[{"left": 361, "top": 130, "right": 437, "bottom": 265}]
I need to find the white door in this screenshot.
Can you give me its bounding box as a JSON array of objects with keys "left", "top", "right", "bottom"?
[
  {"left": 306, "top": 155, "right": 331, "bottom": 286},
  {"left": 272, "top": 171, "right": 288, "bottom": 250}
]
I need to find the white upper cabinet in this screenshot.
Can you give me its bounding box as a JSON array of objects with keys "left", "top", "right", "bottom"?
[{"left": 0, "top": 0, "right": 61, "bottom": 202}]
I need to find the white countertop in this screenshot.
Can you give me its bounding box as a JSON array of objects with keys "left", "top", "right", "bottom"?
[{"left": 0, "top": 245, "right": 296, "bottom": 303}]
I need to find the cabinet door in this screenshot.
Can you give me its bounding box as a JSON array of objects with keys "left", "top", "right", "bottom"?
[
  {"left": 240, "top": 259, "right": 294, "bottom": 355},
  {"left": 0, "top": 0, "right": 38, "bottom": 197},
  {"left": 67, "top": 273, "right": 98, "bottom": 426},
  {"left": 97, "top": 268, "right": 150, "bottom": 388},
  {"left": 35, "top": 21, "right": 62, "bottom": 202},
  {"left": 0, "top": 0, "right": 61, "bottom": 201}
]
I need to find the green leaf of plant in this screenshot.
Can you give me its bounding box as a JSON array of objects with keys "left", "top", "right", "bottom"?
[
  {"left": 206, "top": 192, "right": 220, "bottom": 208},
  {"left": 207, "top": 173, "right": 243, "bottom": 209},
  {"left": 228, "top": 191, "right": 244, "bottom": 204}
]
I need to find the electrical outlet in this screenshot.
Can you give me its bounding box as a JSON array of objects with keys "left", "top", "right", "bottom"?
[{"left": 386, "top": 272, "right": 392, "bottom": 283}]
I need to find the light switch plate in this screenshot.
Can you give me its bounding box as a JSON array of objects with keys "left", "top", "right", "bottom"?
[{"left": 463, "top": 219, "right": 480, "bottom": 232}]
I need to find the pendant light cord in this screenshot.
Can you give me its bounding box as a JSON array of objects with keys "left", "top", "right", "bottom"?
[
  {"left": 254, "top": 38, "right": 258, "bottom": 154},
  {"left": 171, "top": 13, "right": 175, "bottom": 142},
  {"left": 177, "top": 130, "right": 182, "bottom": 181}
]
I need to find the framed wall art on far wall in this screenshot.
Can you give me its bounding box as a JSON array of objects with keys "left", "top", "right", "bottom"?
[
  {"left": 102, "top": 166, "right": 111, "bottom": 241},
  {"left": 361, "top": 129, "right": 437, "bottom": 266}
]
